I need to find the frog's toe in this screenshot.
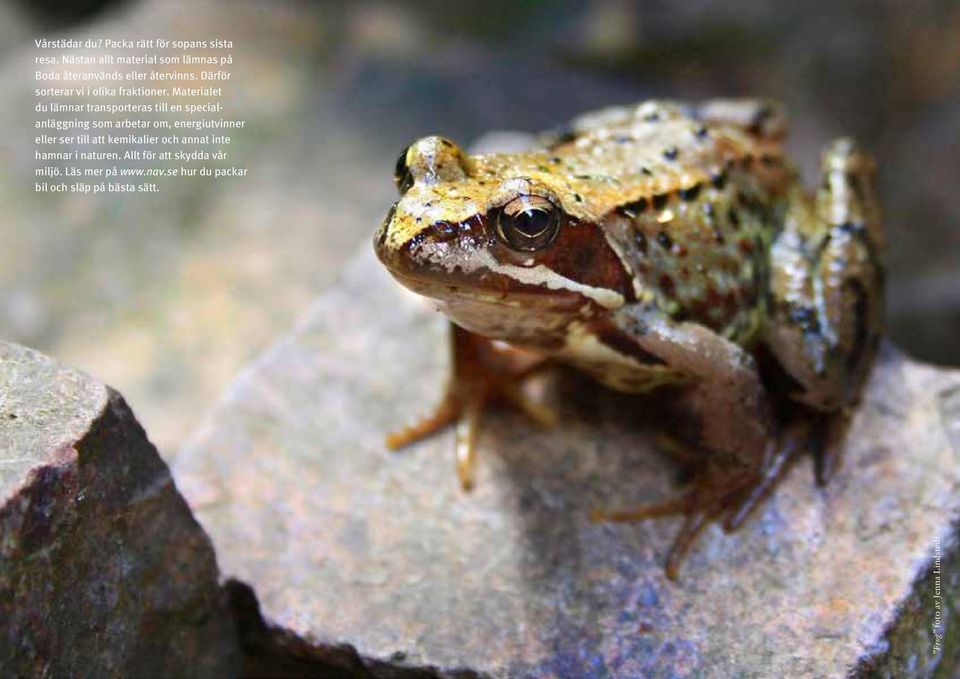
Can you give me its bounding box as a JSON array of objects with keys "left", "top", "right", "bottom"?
[
  {"left": 591, "top": 484, "right": 723, "bottom": 581},
  {"left": 454, "top": 393, "right": 485, "bottom": 490},
  {"left": 386, "top": 389, "right": 483, "bottom": 490},
  {"left": 591, "top": 453, "right": 790, "bottom": 580},
  {"left": 720, "top": 418, "right": 817, "bottom": 532},
  {"left": 664, "top": 511, "right": 711, "bottom": 581},
  {"left": 720, "top": 447, "right": 795, "bottom": 533},
  {"left": 589, "top": 491, "right": 691, "bottom": 524},
  {"left": 501, "top": 382, "right": 557, "bottom": 428},
  {"left": 811, "top": 411, "right": 851, "bottom": 486},
  {"left": 386, "top": 355, "right": 553, "bottom": 490},
  {"left": 385, "top": 397, "right": 460, "bottom": 450}
]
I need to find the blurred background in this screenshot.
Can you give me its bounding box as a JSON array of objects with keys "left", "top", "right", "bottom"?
[{"left": 1, "top": 0, "right": 959, "bottom": 459}]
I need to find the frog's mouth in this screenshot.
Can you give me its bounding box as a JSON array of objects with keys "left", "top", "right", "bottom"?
[
  {"left": 385, "top": 265, "right": 612, "bottom": 313},
  {"left": 388, "top": 269, "right": 586, "bottom": 347}
]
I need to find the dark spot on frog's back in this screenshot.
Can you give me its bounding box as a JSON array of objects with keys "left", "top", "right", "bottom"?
[
  {"left": 847, "top": 279, "right": 871, "bottom": 374},
  {"left": 634, "top": 231, "right": 648, "bottom": 254},
  {"left": 789, "top": 305, "right": 819, "bottom": 334},
  {"left": 679, "top": 184, "right": 701, "bottom": 201},
  {"left": 658, "top": 273, "right": 676, "bottom": 297},
  {"left": 616, "top": 197, "right": 647, "bottom": 218},
  {"left": 836, "top": 221, "right": 868, "bottom": 238},
  {"left": 728, "top": 208, "right": 740, "bottom": 228}
]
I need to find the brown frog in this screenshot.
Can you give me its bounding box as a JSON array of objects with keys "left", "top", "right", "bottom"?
[{"left": 373, "top": 99, "right": 884, "bottom": 579}]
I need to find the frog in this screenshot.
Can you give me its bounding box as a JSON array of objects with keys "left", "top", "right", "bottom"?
[{"left": 372, "top": 99, "right": 884, "bottom": 580}]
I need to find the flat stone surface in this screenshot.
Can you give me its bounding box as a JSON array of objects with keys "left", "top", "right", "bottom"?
[
  {"left": 175, "top": 249, "right": 960, "bottom": 678},
  {"left": 0, "top": 341, "right": 240, "bottom": 677}
]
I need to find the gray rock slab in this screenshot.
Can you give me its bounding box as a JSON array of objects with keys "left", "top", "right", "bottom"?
[
  {"left": 175, "top": 250, "right": 960, "bottom": 678},
  {"left": 0, "top": 341, "right": 240, "bottom": 677}
]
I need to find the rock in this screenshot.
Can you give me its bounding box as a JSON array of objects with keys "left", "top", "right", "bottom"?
[
  {"left": 174, "top": 248, "right": 960, "bottom": 678},
  {"left": 0, "top": 341, "right": 240, "bottom": 677}
]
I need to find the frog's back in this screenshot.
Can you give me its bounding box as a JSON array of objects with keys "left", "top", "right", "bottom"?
[{"left": 539, "top": 100, "right": 797, "bottom": 343}]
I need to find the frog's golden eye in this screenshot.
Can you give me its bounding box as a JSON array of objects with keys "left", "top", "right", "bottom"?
[
  {"left": 394, "top": 146, "right": 414, "bottom": 195},
  {"left": 496, "top": 195, "right": 561, "bottom": 252}
]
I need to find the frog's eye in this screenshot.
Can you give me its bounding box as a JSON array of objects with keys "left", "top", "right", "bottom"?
[
  {"left": 496, "top": 195, "right": 561, "bottom": 252},
  {"left": 394, "top": 146, "right": 414, "bottom": 195}
]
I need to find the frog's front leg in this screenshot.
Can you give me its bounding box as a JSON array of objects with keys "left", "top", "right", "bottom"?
[
  {"left": 386, "top": 323, "right": 553, "bottom": 489},
  {"left": 590, "top": 309, "right": 783, "bottom": 579},
  {"left": 766, "top": 138, "right": 884, "bottom": 479}
]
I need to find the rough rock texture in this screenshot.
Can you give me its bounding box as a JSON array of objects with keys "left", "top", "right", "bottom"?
[
  {"left": 0, "top": 341, "right": 240, "bottom": 677},
  {"left": 174, "top": 249, "right": 960, "bottom": 678}
]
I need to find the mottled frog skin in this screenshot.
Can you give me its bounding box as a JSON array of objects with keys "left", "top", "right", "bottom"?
[{"left": 373, "top": 99, "right": 884, "bottom": 579}]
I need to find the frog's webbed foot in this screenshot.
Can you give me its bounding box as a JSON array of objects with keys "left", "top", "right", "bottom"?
[
  {"left": 592, "top": 420, "right": 816, "bottom": 581},
  {"left": 386, "top": 323, "right": 554, "bottom": 490},
  {"left": 590, "top": 470, "right": 723, "bottom": 581},
  {"left": 590, "top": 467, "right": 743, "bottom": 581}
]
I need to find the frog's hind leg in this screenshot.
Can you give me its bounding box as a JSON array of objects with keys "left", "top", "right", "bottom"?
[
  {"left": 588, "top": 308, "right": 787, "bottom": 579},
  {"left": 668, "top": 431, "right": 804, "bottom": 578},
  {"left": 386, "top": 323, "right": 554, "bottom": 489},
  {"left": 765, "top": 137, "right": 884, "bottom": 479}
]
